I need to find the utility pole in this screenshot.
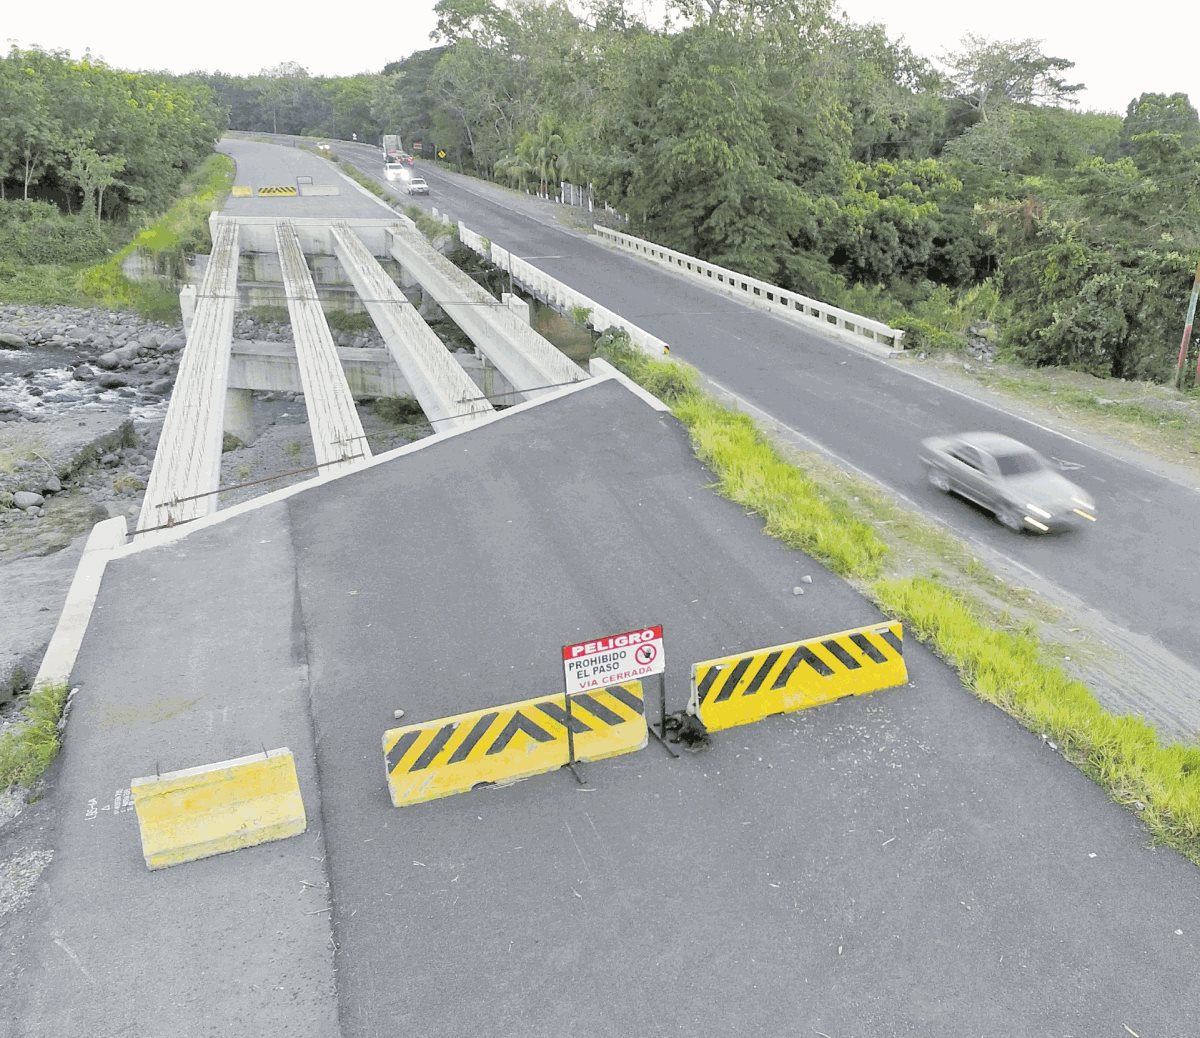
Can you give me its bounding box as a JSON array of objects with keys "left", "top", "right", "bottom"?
[{"left": 1175, "top": 254, "right": 1200, "bottom": 388}]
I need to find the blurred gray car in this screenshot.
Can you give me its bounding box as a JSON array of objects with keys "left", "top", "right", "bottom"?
[{"left": 920, "top": 431, "right": 1097, "bottom": 533}]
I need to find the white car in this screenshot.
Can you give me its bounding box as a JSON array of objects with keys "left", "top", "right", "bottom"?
[{"left": 407, "top": 177, "right": 429, "bottom": 195}]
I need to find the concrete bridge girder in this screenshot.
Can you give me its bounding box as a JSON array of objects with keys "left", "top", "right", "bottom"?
[
  {"left": 384, "top": 223, "right": 586, "bottom": 401},
  {"left": 329, "top": 221, "right": 494, "bottom": 434},
  {"left": 139, "top": 217, "right": 241, "bottom": 533},
  {"left": 275, "top": 219, "right": 371, "bottom": 472}
]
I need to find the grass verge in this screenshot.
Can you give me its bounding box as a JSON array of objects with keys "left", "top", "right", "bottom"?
[
  {"left": 0, "top": 154, "right": 235, "bottom": 321},
  {"left": 0, "top": 682, "right": 71, "bottom": 789},
  {"left": 597, "top": 332, "right": 1200, "bottom": 864}
]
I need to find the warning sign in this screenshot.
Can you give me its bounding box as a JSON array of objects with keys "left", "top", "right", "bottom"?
[{"left": 563, "top": 625, "right": 664, "bottom": 695}]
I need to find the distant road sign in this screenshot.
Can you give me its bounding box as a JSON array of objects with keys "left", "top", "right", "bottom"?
[
  {"left": 563, "top": 625, "right": 664, "bottom": 695},
  {"left": 437, "top": 149, "right": 446, "bottom": 159}
]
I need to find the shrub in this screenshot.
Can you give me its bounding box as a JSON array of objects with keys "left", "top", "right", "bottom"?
[
  {"left": 0, "top": 200, "right": 113, "bottom": 265},
  {"left": 0, "top": 682, "right": 72, "bottom": 789}
]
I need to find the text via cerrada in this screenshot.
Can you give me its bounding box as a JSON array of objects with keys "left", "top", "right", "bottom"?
[{"left": 563, "top": 625, "right": 664, "bottom": 695}]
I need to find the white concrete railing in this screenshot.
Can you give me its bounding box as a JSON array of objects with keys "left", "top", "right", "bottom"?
[
  {"left": 459, "top": 222, "right": 669, "bottom": 357},
  {"left": 591, "top": 225, "right": 905, "bottom": 350}
]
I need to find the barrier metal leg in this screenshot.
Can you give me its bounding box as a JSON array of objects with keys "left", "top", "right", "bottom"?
[
  {"left": 649, "top": 672, "right": 679, "bottom": 759},
  {"left": 564, "top": 692, "right": 587, "bottom": 784}
]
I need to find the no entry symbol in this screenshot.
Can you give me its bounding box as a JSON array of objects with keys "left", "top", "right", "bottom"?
[{"left": 635, "top": 644, "right": 657, "bottom": 666}]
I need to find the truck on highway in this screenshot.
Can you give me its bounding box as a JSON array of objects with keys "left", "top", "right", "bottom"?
[{"left": 382, "top": 134, "right": 403, "bottom": 162}]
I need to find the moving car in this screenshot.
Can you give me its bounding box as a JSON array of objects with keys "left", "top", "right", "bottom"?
[
  {"left": 384, "top": 162, "right": 409, "bottom": 182},
  {"left": 920, "top": 431, "right": 1097, "bottom": 533},
  {"left": 407, "top": 177, "right": 429, "bottom": 195}
]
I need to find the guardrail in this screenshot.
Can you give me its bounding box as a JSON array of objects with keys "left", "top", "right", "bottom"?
[
  {"left": 458, "top": 222, "right": 669, "bottom": 357},
  {"left": 591, "top": 225, "right": 905, "bottom": 350}
]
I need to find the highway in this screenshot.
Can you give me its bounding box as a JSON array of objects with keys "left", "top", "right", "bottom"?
[{"left": 346, "top": 147, "right": 1200, "bottom": 715}]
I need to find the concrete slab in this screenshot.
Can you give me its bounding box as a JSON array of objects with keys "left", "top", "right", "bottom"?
[{"left": 0, "top": 504, "right": 338, "bottom": 1038}]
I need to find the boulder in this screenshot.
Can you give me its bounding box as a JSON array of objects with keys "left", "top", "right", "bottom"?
[
  {"left": 72, "top": 365, "right": 95, "bottom": 381},
  {"left": 42, "top": 475, "right": 63, "bottom": 495},
  {"left": 98, "top": 374, "right": 128, "bottom": 389},
  {"left": 12, "top": 491, "right": 45, "bottom": 510},
  {"left": 0, "top": 332, "right": 26, "bottom": 350},
  {"left": 95, "top": 352, "right": 121, "bottom": 370}
]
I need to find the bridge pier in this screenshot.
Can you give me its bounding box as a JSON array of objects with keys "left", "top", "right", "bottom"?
[{"left": 224, "top": 387, "right": 256, "bottom": 445}]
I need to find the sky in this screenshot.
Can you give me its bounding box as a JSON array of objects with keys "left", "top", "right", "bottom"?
[{"left": 4, "top": 1, "right": 1197, "bottom": 116}]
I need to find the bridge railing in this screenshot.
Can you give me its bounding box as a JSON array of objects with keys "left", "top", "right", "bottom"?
[
  {"left": 459, "top": 222, "right": 669, "bottom": 357},
  {"left": 591, "top": 225, "right": 905, "bottom": 351}
]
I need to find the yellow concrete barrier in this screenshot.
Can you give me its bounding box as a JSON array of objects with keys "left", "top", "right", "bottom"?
[
  {"left": 257, "top": 185, "right": 297, "bottom": 196},
  {"left": 689, "top": 621, "right": 907, "bottom": 733},
  {"left": 131, "top": 748, "right": 306, "bottom": 870},
  {"left": 231, "top": 185, "right": 252, "bottom": 197},
  {"left": 382, "top": 682, "right": 647, "bottom": 807}
]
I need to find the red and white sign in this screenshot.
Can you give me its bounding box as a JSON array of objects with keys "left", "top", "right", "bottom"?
[{"left": 562, "top": 625, "right": 665, "bottom": 695}]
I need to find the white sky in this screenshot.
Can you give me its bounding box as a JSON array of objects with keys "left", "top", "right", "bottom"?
[{"left": 4, "top": 1, "right": 1196, "bottom": 116}]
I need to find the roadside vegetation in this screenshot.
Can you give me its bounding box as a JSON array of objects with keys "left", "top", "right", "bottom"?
[
  {"left": 0, "top": 47, "right": 227, "bottom": 318},
  {"left": 597, "top": 332, "right": 1200, "bottom": 864},
  {"left": 173, "top": 2, "right": 1200, "bottom": 388},
  {"left": 0, "top": 682, "right": 71, "bottom": 789},
  {"left": 0, "top": 152, "right": 233, "bottom": 321}
]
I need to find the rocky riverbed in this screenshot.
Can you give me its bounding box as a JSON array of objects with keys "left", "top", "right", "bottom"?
[{"left": 0, "top": 303, "right": 432, "bottom": 714}]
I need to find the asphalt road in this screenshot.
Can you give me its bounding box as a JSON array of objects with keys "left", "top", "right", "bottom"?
[
  {"left": 290, "top": 382, "right": 1200, "bottom": 1037},
  {"left": 373, "top": 154, "right": 1200, "bottom": 688}
]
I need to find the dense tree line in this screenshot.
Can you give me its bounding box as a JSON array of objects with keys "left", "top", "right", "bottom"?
[
  {"left": 15, "top": 2, "right": 1200, "bottom": 381},
  {"left": 0, "top": 47, "right": 225, "bottom": 224}
]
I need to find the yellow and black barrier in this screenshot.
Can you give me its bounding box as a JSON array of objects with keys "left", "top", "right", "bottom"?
[
  {"left": 689, "top": 621, "right": 907, "bottom": 733},
  {"left": 257, "top": 184, "right": 297, "bottom": 196},
  {"left": 382, "top": 682, "right": 647, "bottom": 807},
  {"left": 130, "top": 748, "right": 307, "bottom": 870}
]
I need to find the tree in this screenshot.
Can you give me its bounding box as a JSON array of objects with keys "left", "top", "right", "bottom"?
[
  {"left": 65, "top": 147, "right": 126, "bottom": 221},
  {"left": 1120, "top": 92, "right": 1200, "bottom": 151},
  {"left": 942, "top": 35, "right": 1082, "bottom": 123}
]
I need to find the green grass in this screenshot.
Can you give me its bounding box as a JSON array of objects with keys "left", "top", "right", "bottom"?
[
  {"left": 597, "top": 331, "right": 1200, "bottom": 864},
  {"left": 990, "top": 375, "right": 1196, "bottom": 431},
  {"left": 322, "top": 151, "right": 389, "bottom": 201},
  {"left": 111, "top": 474, "right": 145, "bottom": 494},
  {"left": 325, "top": 309, "right": 375, "bottom": 333},
  {"left": 0, "top": 682, "right": 72, "bottom": 789},
  {"left": 0, "top": 154, "right": 235, "bottom": 320},
  {"left": 874, "top": 577, "right": 1200, "bottom": 847},
  {"left": 78, "top": 154, "right": 235, "bottom": 321},
  {"left": 371, "top": 396, "right": 425, "bottom": 424}
]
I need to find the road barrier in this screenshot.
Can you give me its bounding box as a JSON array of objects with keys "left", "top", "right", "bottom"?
[
  {"left": 689, "top": 622, "right": 907, "bottom": 733},
  {"left": 257, "top": 185, "right": 298, "bottom": 196},
  {"left": 458, "top": 221, "right": 670, "bottom": 357},
  {"left": 592, "top": 225, "right": 905, "bottom": 350},
  {"left": 130, "top": 748, "right": 307, "bottom": 870},
  {"left": 382, "top": 682, "right": 647, "bottom": 807}
]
